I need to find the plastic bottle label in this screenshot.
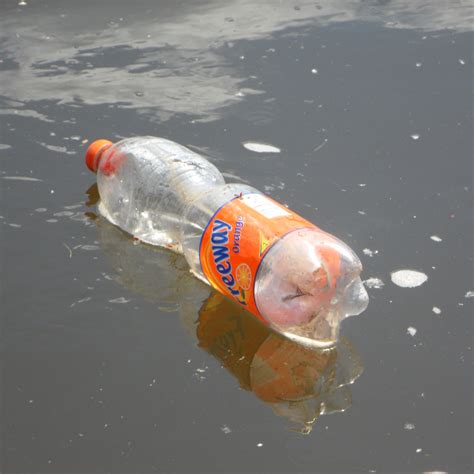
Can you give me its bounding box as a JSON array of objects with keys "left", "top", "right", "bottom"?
[{"left": 199, "top": 193, "right": 316, "bottom": 322}]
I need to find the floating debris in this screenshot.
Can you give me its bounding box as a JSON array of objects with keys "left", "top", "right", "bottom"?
[
  {"left": 415, "top": 62, "right": 422, "bottom": 68},
  {"left": 221, "top": 425, "right": 232, "bottom": 434},
  {"left": 38, "top": 142, "right": 75, "bottom": 155},
  {"left": 3, "top": 176, "right": 42, "bottom": 182},
  {"left": 242, "top": 142, "right": 281, "bottom": 153},
  {"left": 432, "top": 307, "right": 441, "bottom": 314},
  {"left": 80, "top": 245, "right": 99, "bottom": 251},
  {"left": 70, "top": 297, "right": 92, "bottom": 308},
  {"left": 430, "top": 235, "right": 442, "bottom": 242},
  {"left": 458, "top": 58, "right": 465, "bottom": 65},
  {"left": 311, "top": 68, "right": 318, "bottom": 74},
  {"left": 404, "top": 423, "right": 415, "bottom": 430},
  {"left": 410, "top": 134, "right": 420, "bottom": 140},
  {"left": 54, "top": 211, "right": 74, "bottom": 217},
  {"left": 407, "top": 326, "right": 417, "bottom": 337},
  {"left": 464, "top": 291, "right": 474, "bottom": 298},
  {"left": 62, "top": 242, "right": 73, "bottom": 258},
  {"left": 257, "top": 443, "right": 263, "bottom": 447},
  {"left": 364, "top": 277, "right": 385, "bottom": 289},
  {"left": 109, "top": 297, "right": 131, "bottom": 304},
  {"left": 391, "top": 270, "right": 428, "bottom": 288},
  {"left": 313, "top": 138, "right": 328, "bottom": 153}
]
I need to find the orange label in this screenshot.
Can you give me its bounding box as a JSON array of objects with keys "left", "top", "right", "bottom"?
[{"left": 199, "top": 193, "right": 317, "bottom": 322}]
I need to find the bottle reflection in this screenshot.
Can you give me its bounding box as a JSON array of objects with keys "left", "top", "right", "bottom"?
[
  {"left": 196, "top": 292, "right": 363, "bottom": 434},
  {"left": 86, "top": 184, "right": 364, "bottom": 434}
]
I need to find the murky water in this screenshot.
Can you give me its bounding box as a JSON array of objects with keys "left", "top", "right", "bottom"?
[{"left": 1, "top": 1, "right": 472, "bottom": 472}]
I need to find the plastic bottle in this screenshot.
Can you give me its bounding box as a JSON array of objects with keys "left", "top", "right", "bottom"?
[{"left": 85, "top": 136, "right": 369, "bottom": 348}]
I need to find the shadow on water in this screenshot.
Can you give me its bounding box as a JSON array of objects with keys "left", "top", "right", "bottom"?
[{"left": 86, "top": 184, "right": 364, "bottom": 435}]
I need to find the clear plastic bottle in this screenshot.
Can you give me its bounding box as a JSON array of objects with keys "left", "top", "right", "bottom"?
[{"left": 85, "top": 136, "right": 369, "bottom": 348}]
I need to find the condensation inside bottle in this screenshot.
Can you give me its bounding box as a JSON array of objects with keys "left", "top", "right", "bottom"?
[{"left": 95, "top": 136, "right": 368, "bottom": 348}]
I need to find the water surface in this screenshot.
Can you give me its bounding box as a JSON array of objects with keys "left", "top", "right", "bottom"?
[{"left": 1, "top": 0, "right": 472, "bottom": 472}]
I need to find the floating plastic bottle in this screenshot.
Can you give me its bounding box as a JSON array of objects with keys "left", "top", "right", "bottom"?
[{"left": 85, "top": 136, "right": 369, "bottom": 348}]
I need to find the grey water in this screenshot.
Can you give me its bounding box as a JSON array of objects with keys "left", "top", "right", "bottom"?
[{"left": 0, "top": 0, "right": 472, "bottom": 472}]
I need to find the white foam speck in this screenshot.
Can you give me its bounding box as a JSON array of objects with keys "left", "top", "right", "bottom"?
[
  {"left": 410, "top": 134, "right": 420, "bottom": 140},
  {"left": 430, "top": 235, "right": 442, "bottom": 242},
  {"left": 391, "top": 270, "right": 428, "bottom": 288},
  {"left": 311, "top": 68, "right": 318, "bottom": 74},
  {"left": 416, "top": 62, "right": 422, "bottom": 68},
  {"left": 243, "top": 142, "right": 280, "bottom": 153},
  {"left": 221, "top": 425, "right": 232, "bottom": 434},
  {"left": 363, "top": 248, "right": 378, "bottom": 257},
  {"left": 416, "top": 448, "right": 422, "bottom": 453},
  {"left": 0, "top": 144, "right": 12, "bottom": 150},
  {"left": 109, "top": 297, "right": 131, "bottom": 304},
  {"left": 257, "top": 443, "right": 263, "bottom": 447},
  {"left": 407, "top": 326, "right": 417, "bottom": 337},
  {"left": 364, "top": 277, "right": 385, "bottom": 289},
  {"left": 8, "top": 223, "right": 22, "bottom": 228},
  {"left": 432, "top": 306, "right": 441, "bottom": 314},
  {"left": 404, "top": 423, "right": 415, "bottom": 430},
  {"left": 458, "top": 58, "right": 465, "bottom": 65},
  {"left": 464, "top": 291, "right": 474, "bottom": 298},
  {"left": 358, "top": 210, "right": 366, "bottom": 215}
]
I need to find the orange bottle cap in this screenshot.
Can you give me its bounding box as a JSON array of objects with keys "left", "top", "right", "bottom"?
[{"left": 85, "top": 139, "right": 113, "bottom": 173}]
